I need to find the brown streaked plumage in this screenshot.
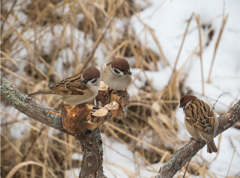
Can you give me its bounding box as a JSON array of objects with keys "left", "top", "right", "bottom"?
[
  {"left": 28, "top": 66, "right": 101, "bottom": 105},
  {"left": 180, "top": 94, "right": 219, "bottom": 153},
  {"left": 180, "top": 95, "right": 197, "bottom": 108},
  {"left": 102, "top": 58, "right": 132, "bottom": 91}
]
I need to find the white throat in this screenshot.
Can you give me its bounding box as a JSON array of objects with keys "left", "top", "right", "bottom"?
[{"left": 86, "top": 78, "right": 100, "bottom": 92}]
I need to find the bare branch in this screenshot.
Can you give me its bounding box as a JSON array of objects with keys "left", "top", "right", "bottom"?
[
  {"left": 155, "top": 99, "right": 240, "bottom": 178},
  {"left": 0, "top": 77, "right": 108, "bottom": 178},
  {"left": 0, "top": 77, "right": 66, "bottom": 133}
]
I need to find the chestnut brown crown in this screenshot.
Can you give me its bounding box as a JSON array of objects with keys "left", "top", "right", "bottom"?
[
  {"left": 180, "top": 94, "right": 197, "bottom": 108},
  {"left": 111, "top": 58, "right": 130, "bottom": 72},
  {"left": 82, "top": 66, "right": 100, "bottom": 80}
]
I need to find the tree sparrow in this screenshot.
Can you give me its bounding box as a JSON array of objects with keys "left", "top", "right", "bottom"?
[
  {"left": 180, "top": 95, "right": 219, "bottom": 153},
  {"left": 102, "top": 58, "right": 132, "bottom": 91},
  {"left": 29, "top": 66, "right": 101, "bottom": 106}
]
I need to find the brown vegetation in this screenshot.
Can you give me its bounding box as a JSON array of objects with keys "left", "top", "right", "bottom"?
[{"left": 0, "top": 0, "right": 235, "bottom": 177}]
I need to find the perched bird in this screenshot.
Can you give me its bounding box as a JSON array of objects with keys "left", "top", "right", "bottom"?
[
  {"left": 29, "top": 66, "right": 101, "bottom": 106},
  {"left": 180, "top": 95, "right": 219, "bottom": 153},
  {"left": 102, "top": 58, "right": 132, "bottom": 91}
]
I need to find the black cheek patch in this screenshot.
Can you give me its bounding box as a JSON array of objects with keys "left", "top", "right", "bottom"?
[
  {"left": 92, "top": 78, "right": 97, "bottom": 83},
  {"left": 114, "top": 69, "right": 120, "bottom": 74}
]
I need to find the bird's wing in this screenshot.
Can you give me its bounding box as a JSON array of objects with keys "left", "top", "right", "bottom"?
[
  {"left": 185, "top": 99, "right": 215, "bottom": 134},
  {"left": 50, "top": 73, "right": 87, "bottom": 95}
]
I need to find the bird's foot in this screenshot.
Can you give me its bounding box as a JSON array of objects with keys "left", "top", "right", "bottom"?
[
  {"left": 48, "top": 110, "right": 62, "bottom": 118},
  {"left": 104, "top": 87, "right": 113, "bottom": 96},
  {"left": 118, "top": 89, "right": 128, "bottom": 100},
  {"left": 190, "top": 137, "right": 198, "bottom": 141}
]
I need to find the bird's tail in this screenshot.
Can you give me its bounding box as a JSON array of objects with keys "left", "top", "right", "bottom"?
[
  {"left": 28, "top": 90, "right": 54, "bottom": 97},
  {"left": 207, "top": 139, "right": 218, "bottom": 153}
]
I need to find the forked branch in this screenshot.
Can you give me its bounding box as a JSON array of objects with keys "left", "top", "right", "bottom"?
[{"left": 1, "top": 77, "right": 129, "bottom": 178}]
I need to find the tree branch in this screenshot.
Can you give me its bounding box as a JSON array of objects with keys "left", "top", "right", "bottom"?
[
  {"left": 1, "top": 77, "right": 66, "bottom": 132},
  {"left": 155, "top": 100, "right": 240, "bottom": 178},
  {"left": 0, "top": 77, "right": 109, "bottom": 178}
]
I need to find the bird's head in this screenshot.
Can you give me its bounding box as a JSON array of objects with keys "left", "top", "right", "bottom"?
[
  {"left": 81, "top": 66, "right": 101, "bottom": 87},
  {"left": 180, "top": 94, "right": 197, "bottom": 110},
  {"left": 110, "top": 58, "right": 132, "bottom": 76}
]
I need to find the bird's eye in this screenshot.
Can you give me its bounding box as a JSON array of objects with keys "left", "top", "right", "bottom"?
[
  {"left": 114, "top": 68, "right": 120, "bottom": 74},
  {"left": 91, "top": 78, "right": 97, "bottom": 83}
]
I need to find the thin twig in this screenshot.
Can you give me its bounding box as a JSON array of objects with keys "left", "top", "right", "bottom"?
[
  {"left": 185, "top": 164, "right": 204, "bottom": 178},
  {"left": 226, "top": 146, "right": 236, "bottom": 177},
  {"left": 0, "top": 118, "right": 27, "bottom": 126},
  {"left": 21, "top": 127, "right": 46, "bottom": 162},
  {"left": 212, "top": 92, "right": 229, "bottom": 111},
  {"left": 196, "top": 14, "right": 205, "bottom": 96},
  {"left": 80, "top": 0, "right": 126, "bottom": 73},
  {"left": 1, "top": 0, "right": 18, "bottom": 32},
  {"left": 183, "top": 159, "right": 191, "bottom": 178},
  {"left": 207, "top": 14, "right": 228, "bottom": 83},
  {"left": 169, "top": 13, "right": 194, "bottom": 85},
  {"left": 176, "top": 14, "right": 222, "bottom": 38}
]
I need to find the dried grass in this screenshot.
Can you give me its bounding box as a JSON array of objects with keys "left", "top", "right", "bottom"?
[
  {"left": 0, "top": 0, "right": 230, "bottom": 177},
  {"left": 207, "top": 14, "right": 228, "bottom": 83}
]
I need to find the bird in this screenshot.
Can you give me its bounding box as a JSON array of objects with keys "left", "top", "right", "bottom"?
[
  {"left": 179, "top": 94, "right": 219, "bottom": 153},
  {"left": 28, "top": 66, "right": 101, "bottom": 106},
  {"left": 102, "top": 58, "right": 132, "bottom": 91}
]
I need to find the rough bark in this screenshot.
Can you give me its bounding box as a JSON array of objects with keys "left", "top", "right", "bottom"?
[
  {"left": 155, "top": 100, "right": 240, "bottom": 178},
  {"left": 76, "top": 128, "right": 106, "bottom": 178},
  {"left": 1, "top": 77, "right": 65, "bottom": 132},
  {"left": 1, "top": 77, "right": 129, "bottom": 178}
]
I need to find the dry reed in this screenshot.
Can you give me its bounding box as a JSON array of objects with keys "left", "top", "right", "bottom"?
[{"left": 0, "top": 0, "right": 231, "bottom": 177}]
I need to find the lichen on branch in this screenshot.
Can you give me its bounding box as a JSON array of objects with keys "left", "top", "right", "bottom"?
[{"left": 1, "top": 76, "right": 130, "bottom": 178}]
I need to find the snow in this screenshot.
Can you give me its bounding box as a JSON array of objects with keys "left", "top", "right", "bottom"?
[
  {"left": 72, "top": 153, "right": 83, "bottom": 160},
  {"left": 129, "top": 66, "right": 172, "bottom": 97}
]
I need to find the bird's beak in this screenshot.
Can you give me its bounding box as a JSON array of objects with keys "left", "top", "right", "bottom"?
[
  {"left": 126, "top": 70, "right": 132, "bottom": 75},
  {"left": 179, "top": 105, "right": 183, "bottom": 108},
  {"left": 81, "top": 77, "right": 86, "bottom": 84}
]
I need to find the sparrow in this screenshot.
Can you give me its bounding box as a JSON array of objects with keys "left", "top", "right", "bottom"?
[
  {"left": 180, "top": 94, "right": 219, "bottom": 153},
  {"left": 29, "top": 66, "right": 101, "bottom": 106},
  {"left": 102, "top": 58, "right": 132, "bottom": 91}
]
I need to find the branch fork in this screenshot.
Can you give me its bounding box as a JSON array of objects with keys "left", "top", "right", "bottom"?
[{"left": 1, "top": 77, "right": 129, "bottom": 178}]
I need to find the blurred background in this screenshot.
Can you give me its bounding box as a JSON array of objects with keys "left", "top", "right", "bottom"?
[{"left": 1, "top": 0, "right": 240, "bottom": 177}]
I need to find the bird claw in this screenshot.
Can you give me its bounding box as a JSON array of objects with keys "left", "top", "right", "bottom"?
[
  {"left": 190, "top": 137, "right": 198, "bottom": 141},
  {"left": 48, "top": 110, "right": 62, "bottom": 118},
  {"left": 116, "top": 89, "right": 127, "bottom": 100},
  {"left": 104, "top": 87, "right": 113, "bottom": 96}
]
